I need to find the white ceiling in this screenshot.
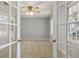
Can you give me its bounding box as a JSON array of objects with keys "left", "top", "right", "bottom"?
[{"left": 20, "top": 1, "right": 53, "bottom": 18}]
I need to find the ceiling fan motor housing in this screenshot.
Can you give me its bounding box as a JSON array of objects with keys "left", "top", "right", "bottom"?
[{"left": 28, "top": 6, "right": 33, "bottom": 11}]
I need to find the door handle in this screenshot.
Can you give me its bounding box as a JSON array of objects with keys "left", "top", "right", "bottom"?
[{"left": 52, "top": 40, "right": 56, "bottom": 42}]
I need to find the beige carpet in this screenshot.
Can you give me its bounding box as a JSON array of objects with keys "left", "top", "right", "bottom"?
[{"left": 21, "top": 40, "right": 53, "bottom": 58}]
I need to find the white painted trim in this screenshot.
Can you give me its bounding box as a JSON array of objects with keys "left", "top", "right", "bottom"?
[
  {"left": 21, "top": 38, "right": 50, "bottom": 41},
  {"left": 9, "top": 2, "right": 11, "bottom": 58},
  {"left": 0, "top": 22, "right": 17, "bottom": 25},
  {"left": 11, "top": 41, "right": 17, "bottom": 45},
  {"left": 0, "top": 22, "right": 10, "bottom": 25},
  {"left": 51, "top": 2, "right": 58, "bottom": 57},
  {"left": 11, "top": 23, "right": 17, "bottom": 26},
  {"left": 17, "top": 42, "right": 20, "bottom": 58},
  {"left": 17, "top": 1, "right": 20, "bottom": 40},
  {"left": 64, "top": 2, "right": 68, "bottom": 57},
  {"left": 53, "top": 42, "right": 57, "bottom": 58},
  {"left": 16, "top": 1, "right": 20, "bottom": 58}
]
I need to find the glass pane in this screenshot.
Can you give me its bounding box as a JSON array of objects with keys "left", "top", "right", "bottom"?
[
  {"left": 11, "top": 43, "right": 17, "bottom": 58},
  {"left": 68, "top": 3, "right": 79, "bottom": 23},
  {"left": 72, "top": 4, "right": 78, "bottom": 21},
  {"left": 11, "top": 1, "right": 17, "bottom": 7},
  {"left": 57, "top": 25, "right": 66, "bottom": 58},
  {"left": 11, "top": 6, "right": 17, "bottom": 24},
  {"left": 57, "top": 45, "right": 65, "bottom": 58},
  {"left": 68, "top": 23, "right": 79, "bottom": 41},
  {"left": 57, "top": 4, "right": 66, "bottom": 58},
  {"left": 0, "top": 2, "right": 9, "bottom": 22},
  {"left": 67, "top": 45, "right": 79, "bottom": 58},
  {"left": 0, "top": 25, "right": 9, "bottom": 46},
  {"left": 69, "top": 7, "right": 73, "bottom": 22},
  {"left": 11, "top": 25, "right": 17, "bottom": 42},
  {"left": 78, "top": 3, "right": 79, "bottom": 20},
  {"left": 0, "top": 46, "right": 9, "bottom": 58}
]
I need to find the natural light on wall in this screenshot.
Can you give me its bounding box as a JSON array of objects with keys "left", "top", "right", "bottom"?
[{"left": 50, "top": 19, "right": 53, "bottom": 35}]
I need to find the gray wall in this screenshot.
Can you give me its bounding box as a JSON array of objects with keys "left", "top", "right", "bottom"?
[{"left": 21, "top": 17, "right": 50, "bottom": 38}]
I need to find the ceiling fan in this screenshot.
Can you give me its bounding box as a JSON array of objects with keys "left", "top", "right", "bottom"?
[{"left": 22, "top": 6, "right": 40, "bottom": 16}]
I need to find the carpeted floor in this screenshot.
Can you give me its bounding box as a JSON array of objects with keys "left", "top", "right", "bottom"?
[
  {"left": 21, "top": 40, "right": 53, "bottom": 58},
  {"left": 0, "top": 40, "right": 53, "bottom": 58}
]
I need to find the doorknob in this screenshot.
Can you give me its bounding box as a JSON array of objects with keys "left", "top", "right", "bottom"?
[
  {"left": 17, "top": 40, "right": 21, "bottom": 42},
  {"left": 52, "top": 40, "right": 56, "bottom": 42}
]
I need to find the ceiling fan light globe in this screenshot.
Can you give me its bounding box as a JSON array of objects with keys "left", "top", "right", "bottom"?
[
  {"left": 26, "top": 12, "right": 29, "bottom": 15},
  {"left": 30, "top": 12, "right": 33, "bottom": 16}
]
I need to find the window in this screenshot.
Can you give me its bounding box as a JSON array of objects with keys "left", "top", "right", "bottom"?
[{"left": 68, "top": 2, "right": 79, "bottom": 41}]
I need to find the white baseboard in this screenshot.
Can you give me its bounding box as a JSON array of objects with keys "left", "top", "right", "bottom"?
[{"left": 20, "top": 38, "right": 50, "bottom": 41}]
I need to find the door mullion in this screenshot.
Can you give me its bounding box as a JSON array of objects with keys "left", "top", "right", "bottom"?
[{"left": 9, "top": 2, "right": 11, "bottom": 58}]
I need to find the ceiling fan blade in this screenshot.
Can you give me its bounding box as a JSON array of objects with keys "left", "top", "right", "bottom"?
[
  {"left": 21, "top": 7, "right": 28, "bottom": 11},
  {"left": 22, "top": 6, "right": 27, "bottom": 10},
  {"left": 32, "top": 9, "right": 40, "bottom": 13}
]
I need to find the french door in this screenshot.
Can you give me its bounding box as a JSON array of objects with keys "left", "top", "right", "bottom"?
[
  {"left": 57, "top": 1, "right": 79, "bottom": 58},
  {"left": 0, "top": 1, "right": 20, "bottom": 58}
]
